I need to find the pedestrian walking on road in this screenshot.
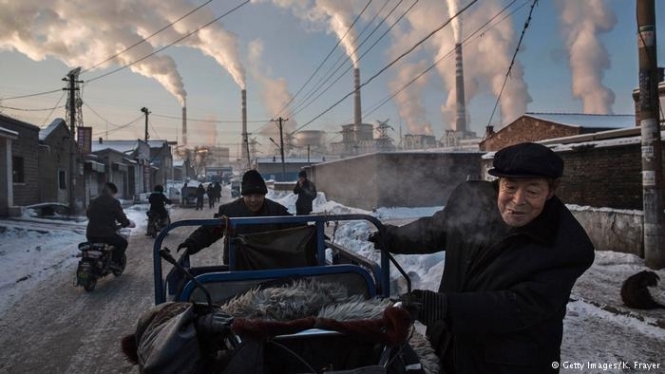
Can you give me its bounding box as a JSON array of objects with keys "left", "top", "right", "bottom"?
[
  {"left": 195, "top": 184, "right": 205, "bottom": 210},
  {"left": 293, "top": 170, "right": 317, "bottom": 215}
]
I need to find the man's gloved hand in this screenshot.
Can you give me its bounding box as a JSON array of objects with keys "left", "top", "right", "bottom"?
[
  {"left": 194, "top": 310, "right": 234, "bottom": 337},
  {"left": 176, "top": 240, "right": 197, "bottom": 254},
  {"left": 367, "top": 229, "right": 386, "bottom": 249},
  {"left": 401, "top": 289, "right": 447, "bottom": 327}
]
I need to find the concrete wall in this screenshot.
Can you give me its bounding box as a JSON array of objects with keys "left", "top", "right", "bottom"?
[
  {"left": 311, "top": 152, "right": 482, "bottom": 210},
  {"left": 569, "top": 206, "right": 643, "bottom": 256},
  {"left": 310, "top": 154, "right": 380, "bottom": 210}
]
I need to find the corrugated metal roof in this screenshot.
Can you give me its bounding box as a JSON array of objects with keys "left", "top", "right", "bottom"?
[{"left": 525, "top": 113, "right": 634, "bottom": 129}]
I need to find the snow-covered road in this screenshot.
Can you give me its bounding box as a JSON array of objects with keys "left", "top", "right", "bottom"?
[{"left": 0, "top": 192, "right": 664, "bottom": 373}]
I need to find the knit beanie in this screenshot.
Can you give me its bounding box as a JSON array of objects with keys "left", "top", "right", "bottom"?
[{"left": 241, "top": 170, "right": 268, "bottom": 195}]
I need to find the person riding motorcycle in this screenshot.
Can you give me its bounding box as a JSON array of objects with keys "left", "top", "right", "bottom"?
[
  {"left": 148, "top": 184, "right": 172, "bottom": 226},
  {"left": 86, "top": 182, "right": 135, "bottom": 268}
]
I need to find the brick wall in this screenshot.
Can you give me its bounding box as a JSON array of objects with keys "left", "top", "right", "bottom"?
[
  {"left": 481, "top": 117, "right": 582, "bottom": 151},
  {"left": 39, "top": 124, "right": 75, "bottom": 204},
  {"left": 556, "top": 143, "right": 646, "bottom": 210},
  {"left": 481, "top": 141, "right": 656, "bottom": 210}
]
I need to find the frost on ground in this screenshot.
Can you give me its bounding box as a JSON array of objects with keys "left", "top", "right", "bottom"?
[{"left": 0, "top": 192, "right": 664, "bottom": 372}]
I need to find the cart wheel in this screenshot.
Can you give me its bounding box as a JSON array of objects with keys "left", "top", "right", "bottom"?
[
  {"left": 112, "top": 253, "right": 127, "bottom": 277},
  {"left": 83, "top": 278, "right": 97, "bottom": 292}
]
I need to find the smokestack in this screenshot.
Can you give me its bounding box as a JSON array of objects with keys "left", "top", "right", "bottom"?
[
  {"left": 182, "top": 101, "right": 187, "bottom": 146},
  {"left": 241, "top": 89, "right": 248, "bottom": 166},
  {"left": 353, "top": 68, "right": 362, "bottom": 140},
  {"left": 454, "top": 43, "right": 467, "bottom": 135}
]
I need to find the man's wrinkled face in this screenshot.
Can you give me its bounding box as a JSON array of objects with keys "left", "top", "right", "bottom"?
[
  {"left": 242, "top": 193, "right": 265, "bottom": 213},
  {"left": 497, "top": 177, "right": 554, "bottom": 227}
]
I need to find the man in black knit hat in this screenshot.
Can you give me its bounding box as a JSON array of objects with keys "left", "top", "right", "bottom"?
[
  {"left": 177, "top": 170, "right": 292, "bottom": 261},
  {"left": 293, "top": 170, "right": 317, "bottom": 215}
]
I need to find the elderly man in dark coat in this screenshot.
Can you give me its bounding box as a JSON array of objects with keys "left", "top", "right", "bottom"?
[
  {"left": 370, "top": 142, "right": 595, "bottom": 374},
  {"left": 178, "top": 170, "right": 293, "bottom": 263}
]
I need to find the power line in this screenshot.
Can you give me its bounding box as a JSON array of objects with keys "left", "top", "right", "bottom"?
[
  {"left": 363, "top": 0, "right": 524, "bottom": 120},
  {"left": 41, "top": 91, "right": 67, "bottom": 126},
  {"left": 274, "top": 0, "right": 373, "bottom": 121},
  {"left": 0, "top": 104, "right": 65, "bottom": 112},
  {"left": 286, "top": 0, "right": 375, "bottom": 117},
  {"left": 1, "top": 89, "right": 63, "bottom": 101},
  {"left": 290, "top": 0, "right": 418, "bottom": 120},
  {"left": 294, "top": 0, "right": 478, "bottom": 133},
  {"left": 486, "top": 0, "right": 538, "bottom": 128},
  {"left": 86, "top": 0, "right": 250, "bottom": 84},
  {"left": 81, "top": 1, "right": 213, "bottom": 74},
  {"left": 91, "top": 114, "right": 144, "bottom": 137},
  {"left": 151, "top": 112, "right": 269, "bottom": 124}
]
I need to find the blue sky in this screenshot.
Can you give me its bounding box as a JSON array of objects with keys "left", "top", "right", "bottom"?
[{"left": 0, "top": 0, "right": 663, "bottom": 158}]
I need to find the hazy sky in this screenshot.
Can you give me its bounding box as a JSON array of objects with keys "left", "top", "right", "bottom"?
[{"left": 0, "top": 0, "right": 663, "bottom": 158}]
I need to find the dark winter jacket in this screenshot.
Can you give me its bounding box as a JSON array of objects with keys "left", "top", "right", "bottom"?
[
  {"left": 184, "top": 197, "right": 293, "bottom": 258},
  {"left": 149, "top": 192, "right": 172, "bottom": 218},
  {"left": 86, "top": 191, "right": 131, "bottom": 238},
  {"left": 293, "top": 179, "right": 317, "bottom": 215},
  {"left": 382, "top": 180, "right": 595, "bottom": 374}
]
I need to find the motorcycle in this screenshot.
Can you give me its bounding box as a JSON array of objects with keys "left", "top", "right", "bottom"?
[
  {"left": 146, "top": 210, "right": 171, "bottom": 239},
  {"left": 74, "top": 227, "right": 130, "bottom": 292}
]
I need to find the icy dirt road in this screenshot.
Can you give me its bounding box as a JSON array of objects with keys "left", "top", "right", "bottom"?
[{"left": 0, "top": 204, "right": 222, "bottom": 374}]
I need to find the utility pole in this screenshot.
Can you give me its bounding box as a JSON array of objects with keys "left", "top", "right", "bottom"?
[
  {"left": 63, "top": 67, "right": 81, "bottom": 215},
  {"left": 141, "top": 107, "right": 150, "bottom": 142},
  {"left": 271, "top": 117, "right": 288, "bottom": 181},
  {"left": 637, "top": 0, "right": 665, "bottom": 269}
]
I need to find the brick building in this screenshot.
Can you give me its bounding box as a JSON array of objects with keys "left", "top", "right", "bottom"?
[
  {"left": 479, "top": 113, "right": 631, "bottom": 151},
  {"left": 38, "top": 119, "right": 83, "bottom": 207},
  {"left": 0, "top": 114, "right": 40, "bottom": 214}
]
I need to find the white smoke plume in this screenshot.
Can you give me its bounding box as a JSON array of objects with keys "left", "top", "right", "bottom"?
[
  {"left": 0, "top": 1, "right": 188, "bottom": 105},
  {"left": 1, "top": 1, "right": 249, "bottom": 104},
  {"left": 389, "top": 60, "right": 433, "bottom": 135},
  {"left": 247, "top": 39, "right": 298, "bottom": 139},
  {"left": 447, "top": 0, "right": 462, "bottom": 43},
  {"left": 387, "top": 0, "right": 531, "bottom": 133},
  {"left": 149, "top": 1, "right": 246, "bottom": 89},
  {"left": 194, "top": 115, "right": 219, "bottom": 146},
  {"left": 257, "top": 0, "right": 361, "bottom": 68},
  {"left": 555, "top": 0, "right": 616, "bottom": 114}
]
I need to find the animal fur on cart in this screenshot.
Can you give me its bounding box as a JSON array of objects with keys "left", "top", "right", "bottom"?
[{"left": 122, "top": 279, "right": 440, "bottom": 374}]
